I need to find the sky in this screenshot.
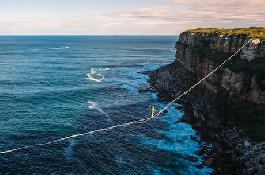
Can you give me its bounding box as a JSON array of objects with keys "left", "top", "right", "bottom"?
[{"left": 0, "top": 0, "right": 264, "bottom": 35}]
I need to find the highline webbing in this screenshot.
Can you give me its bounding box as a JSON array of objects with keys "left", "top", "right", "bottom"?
[{"left": 0, "top": 39, "right": 251, "bottom": 155}]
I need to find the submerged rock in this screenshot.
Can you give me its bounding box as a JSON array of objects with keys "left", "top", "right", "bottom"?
[{"left": 187, "top": 156, "right": 199, "bottom": 162}]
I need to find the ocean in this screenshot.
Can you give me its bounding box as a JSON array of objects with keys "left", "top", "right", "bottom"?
[{"left": 0, "top": 36, "right": 212, "bottom": 174}]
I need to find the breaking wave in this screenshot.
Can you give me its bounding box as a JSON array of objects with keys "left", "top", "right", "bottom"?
[{"left": 86, "top": 68, "right": 108, "bottom": 83}]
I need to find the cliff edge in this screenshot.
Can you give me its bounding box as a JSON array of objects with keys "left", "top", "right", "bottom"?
[
  {"left": 177, "top": 30, "right": 265, "bottom": 104},
  {"left": 147, "top": 27, "right": 265, "bottom": 174}
]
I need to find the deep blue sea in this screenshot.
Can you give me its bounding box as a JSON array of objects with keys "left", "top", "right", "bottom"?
[{"left": 0, "top": 36, "right": 212, "bottom": 174}]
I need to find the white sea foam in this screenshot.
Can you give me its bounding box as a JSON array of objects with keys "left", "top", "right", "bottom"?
[
  {"left": 86, "top": 68, "right": 105, "bottom": 83},
  {"left": 88, "top": 101, "right": 112, "bottom": 123},
  {"left": 140, "top": 105, "right": 213, "bottom": 174},
  {"left": 118, "top": 68, "right": 150, "bottom": 93},
  {"left": 88, "top": 101, "right": 97, "bottom": 109},
  {"left": 50, "top": 47, "right": 69, "bottom": 50},
  {"left": 141, "top": 105, "right": 198, "bottom": 154},
  {"left": 99, "top": 68, "right": 109, "bottom": 71},
  {"left": 120, "top": 84, "right": 138, "bottom": 93},
  {"left": 33, "top": 47, "right": 70, "bottom": 51}
]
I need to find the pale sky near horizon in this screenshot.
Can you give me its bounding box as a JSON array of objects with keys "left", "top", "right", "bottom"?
[{"left": 0, "top": 0, "right": 264, "bottom": 35}]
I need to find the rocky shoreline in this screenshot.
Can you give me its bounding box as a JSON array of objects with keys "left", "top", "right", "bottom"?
[{"left": 143, "top": 62, "right": 265, "bottom": 175}]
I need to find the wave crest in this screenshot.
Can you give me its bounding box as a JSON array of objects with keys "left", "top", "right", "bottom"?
[{"left": 86, "top": 68, "right": 107, "bottom": 83}]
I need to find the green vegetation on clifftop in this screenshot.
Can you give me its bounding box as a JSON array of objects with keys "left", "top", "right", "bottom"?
[{"left": 185, "top": 27, "right": 265, "bottom": 40}]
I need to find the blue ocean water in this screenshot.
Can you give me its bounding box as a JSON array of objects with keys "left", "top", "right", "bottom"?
[{"left": 0, "top": 36, "right": 212, "bottom": 174}]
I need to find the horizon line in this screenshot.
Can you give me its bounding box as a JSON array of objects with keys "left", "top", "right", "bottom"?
[{"left": 0, "top": 34, "right": 179, "bottom": 36}]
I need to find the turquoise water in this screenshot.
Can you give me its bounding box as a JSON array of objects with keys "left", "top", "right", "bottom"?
[{"left": 0, "top": 36, "right": 212, "bottom": 174}]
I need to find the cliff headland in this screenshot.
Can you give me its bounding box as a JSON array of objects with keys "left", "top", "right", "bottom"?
[{"left": 147, "top": 27, "right": 265, "bottom": 174}]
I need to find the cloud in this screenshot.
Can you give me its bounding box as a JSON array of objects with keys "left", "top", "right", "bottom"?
[
  {"left": 108, "top": 7, "right": 184, "bottom": 23},
  {"left": 0, "top": 0, "right": 264, "bottom": 35},
  {"left": 164, "top": 0, "right": 263, "bottom": 6},
  {"left": 107, "top": 1, "right": 265, "bottom": 34},
  {"left": 0, "top": 15, "right": 176, "bottom": 35},
  {"left": 0, "top": 15, "right": 122, "bottom": 34},
  {"left": 107, "top": 5, "right": 264, "bottom": 24},
  {"left": 164, "top": 0, "right": 265, "bottom": 13}
]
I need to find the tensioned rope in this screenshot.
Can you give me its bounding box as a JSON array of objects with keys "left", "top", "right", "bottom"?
[
  {"left": 154, "top": 39, "right": 252, "bottom": 118},
  {"left": 0, "top": 39, "right": 251, "bottom": 155}
]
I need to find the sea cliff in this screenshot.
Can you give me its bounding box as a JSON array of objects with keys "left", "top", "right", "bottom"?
[
  {"left": 176, "top": 32, "right": 265, "bottom": 104},
  {"left": 146, "top": 28, "right": 265, "bottom": 174}
]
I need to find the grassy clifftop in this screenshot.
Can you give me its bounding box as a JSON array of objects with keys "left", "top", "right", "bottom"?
[{"left": 185, "top": 27, "right": 265, "bottom": 40}]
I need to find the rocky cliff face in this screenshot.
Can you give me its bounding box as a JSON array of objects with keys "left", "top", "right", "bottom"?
[
  {"left": 147, "top": 31, "right": 265, "bottom": 174},
  {"left": 176, "top": 32, "right": 265, "bottom": 104},
  {"left": 178, "top": 32, "right": 265, "bottom": 59}
]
